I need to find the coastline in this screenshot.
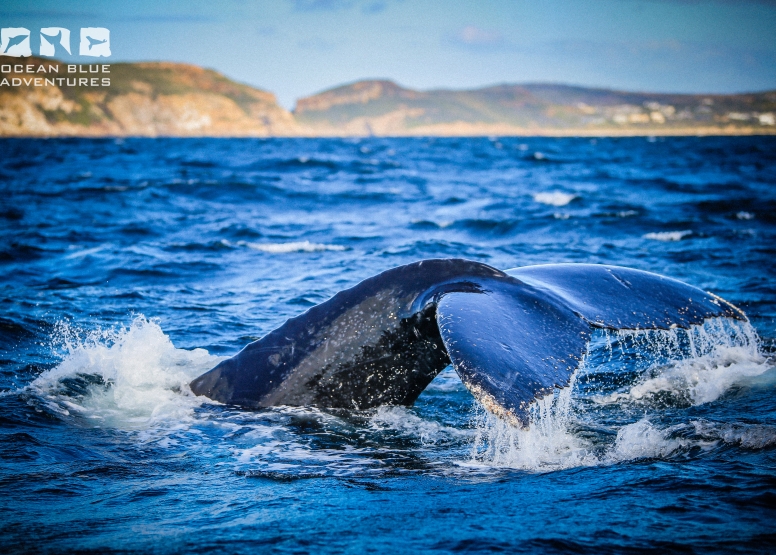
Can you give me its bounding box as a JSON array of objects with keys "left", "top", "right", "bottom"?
[
  {"left": 2, "top": 59, "right": 774, "bottom": 139},
  {"left": 2, "top": 127, "right": 774, "bottom": 138}
]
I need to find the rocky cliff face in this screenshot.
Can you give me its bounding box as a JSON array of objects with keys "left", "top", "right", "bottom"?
[
  {"left": 0, "top": 59, "right": 299, "bottom": 137},
  {"left": 2, "top": 59, "right": 774, "bottom": 137},
  {"left": 294, "top": 80, "right": 776, "bottom": 136}
]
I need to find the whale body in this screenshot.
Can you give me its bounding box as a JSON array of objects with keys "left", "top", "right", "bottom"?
[{"left": 190, "top": 259, "right": 744, "bottom": 427}]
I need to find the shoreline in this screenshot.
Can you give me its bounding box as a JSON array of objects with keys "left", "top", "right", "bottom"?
[{"left": 2, "top": 127, "right": 775, "bottom": 139}]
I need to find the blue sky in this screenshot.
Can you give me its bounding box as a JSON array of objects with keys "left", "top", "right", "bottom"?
[{"left": 2, "top": 0, "right": 775, "bottom": 108}]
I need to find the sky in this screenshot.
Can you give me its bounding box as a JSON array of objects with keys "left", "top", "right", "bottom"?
[{"left": 2, "top": 0, "right": 775, "bottom": 108}]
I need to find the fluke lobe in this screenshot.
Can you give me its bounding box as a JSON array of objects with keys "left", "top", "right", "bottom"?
[{"left": 190, "top": 259, "right": 744, "bottom": 427}]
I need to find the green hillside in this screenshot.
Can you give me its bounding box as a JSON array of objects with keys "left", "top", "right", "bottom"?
[{"left": 294, "top": 80, "right": 776, "bottom": 136}]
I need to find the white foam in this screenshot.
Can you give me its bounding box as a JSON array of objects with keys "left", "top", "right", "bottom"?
[
  {"left": 370, "top": 406, "right": 471, "bottom": 445},
  {"left": 222, "top": 407, "right": 385, "bottom": 477},
  {"left": 594, "top": 320, "right": 768, "bottom": 407},
  {"left": 468, "top": 378, "right": 598, "bottom": 471},
  {"left": 466, "top": 319, "right": 772, "bottom": 472},
  {"left": 621, "top": 348, "right": 766, "bottom": 405},
  {"left": 238, "top": 240, "right": 346, "bottom": 253},
  {"left": 234, "top": 442, "right": 376, "bottom": 477},
  {"left": 692, "top": 420, "right": 776, "bottom": 450},
  {"left": 609, "top": 419, "right": 694, "bottom": 461},
  {"left": 64, "top": 245, "right": 107, "bottom": 259},
  {"left": 533, "top": 191, "right": 577, "bottom": 206},
  {"left": 644, "top": 230, "right": 692, "bottom": 241},
  {"left": 608, "top": 418, "right": 776, "bottom": 462},
  {"left": 30, "top": 316, "right": 223, "bottom": 429}
]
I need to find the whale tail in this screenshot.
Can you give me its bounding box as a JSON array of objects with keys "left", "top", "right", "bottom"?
[{"left": 190, "top": 260, "right": 743, "bottom": 428}]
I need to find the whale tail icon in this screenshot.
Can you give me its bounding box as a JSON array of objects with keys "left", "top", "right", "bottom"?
[{"left": 86, "top": 36, "right": 107, "bottom": 49}]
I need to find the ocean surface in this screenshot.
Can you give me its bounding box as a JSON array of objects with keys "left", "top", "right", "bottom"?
[{"left": 1, "top": 136, "right": 775, "bottom": 554}]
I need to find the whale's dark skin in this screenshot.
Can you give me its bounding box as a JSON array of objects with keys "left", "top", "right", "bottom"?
[{"left": 190, "top": 259, "right": 744, "bottom": 427}]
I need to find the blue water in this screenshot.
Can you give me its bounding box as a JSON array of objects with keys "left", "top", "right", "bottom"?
[{"left": 1, "top": 136, "right": 775, "bottom": 554}]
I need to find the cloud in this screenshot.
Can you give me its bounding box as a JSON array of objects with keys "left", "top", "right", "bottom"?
[{"left": 451, "top": 25, "right": 505, "bottom": 48}]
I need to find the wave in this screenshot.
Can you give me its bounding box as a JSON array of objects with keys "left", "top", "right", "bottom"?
[
  {"left": 237, "top": 240, "right": 346, "bottom": 253},
  {"left": 533, "top": 191, "right": 578, "bottom": 206},
  {"left": 644, "top": 230, "right": 692, "bottom": 241},
  {"left": 369, "top": 406, "right": 472, "bottom": 446},
  {"left": 608, "top": 418, "right": 776, "bottom": 461}
]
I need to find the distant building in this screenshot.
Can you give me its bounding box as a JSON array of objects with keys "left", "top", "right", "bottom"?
[
  {"left": 758, "top": 113, "right": 775, "bottom": 126},
  {"left": 650, "top": 112, "right": 666, "bottom": 124}
]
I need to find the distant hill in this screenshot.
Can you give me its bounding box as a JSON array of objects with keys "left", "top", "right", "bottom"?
[
  {"left": 294, "top": 80, "right": 776, "bottom": 136},
  {"left": 1, "top": 59, "right": 774, "bottom": 137},
  {"left": 0, "top": 58, "right": 298, "bottom": 137}
]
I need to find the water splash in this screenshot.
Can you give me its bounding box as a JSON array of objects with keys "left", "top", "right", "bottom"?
[
  {"left": 592, "top": 319, "right": 767, "bottom": 407},
  {"left": 20, "top": 315, "right": 774, "bottom": 475},
  {"left": 28, "top": 316, "right": 223, "bottom": 429},
  {"left": 608, "top": 419, "right": 695, "bottom": 461},
  {"left": 468, "top": 318, "right": 773, "bottom": 472},
  {"left": 468, "top": 377, "right": 598, "bottom": 471}
]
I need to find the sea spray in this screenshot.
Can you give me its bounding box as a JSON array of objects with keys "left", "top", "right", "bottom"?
[
  {"left": 608, "top": 418, "right": 694, "bottom": 461},
  {"left": 28, "top": 316, "right": 223, "bottom": 429},
  {"left": 468, "top": 318, "right": 772, "bottom": 471},
  {"left": 469, "top": 374, "right": 598, "bottom": 471},
  {"left": 593, "top": 319, "right": 768, "bottom": 407}
]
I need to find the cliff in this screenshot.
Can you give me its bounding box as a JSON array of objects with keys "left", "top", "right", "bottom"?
[
  {"left": 294, "top": 81, "right": 776, "bottom": 136},
  {"left": 0, "top": 58, "right": 299, "bottom": 137},
  {"left": 1, "top": 58, "right": 774, "bottom": 137}
]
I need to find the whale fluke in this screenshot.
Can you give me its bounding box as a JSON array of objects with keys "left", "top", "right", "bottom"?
[{"left": 190, "top": 259, "right": 743, "bottom": 427}]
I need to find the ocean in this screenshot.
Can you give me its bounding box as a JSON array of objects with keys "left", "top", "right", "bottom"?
[{"left": 1, "top": 136, "right": 775, "bottom": 553}]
